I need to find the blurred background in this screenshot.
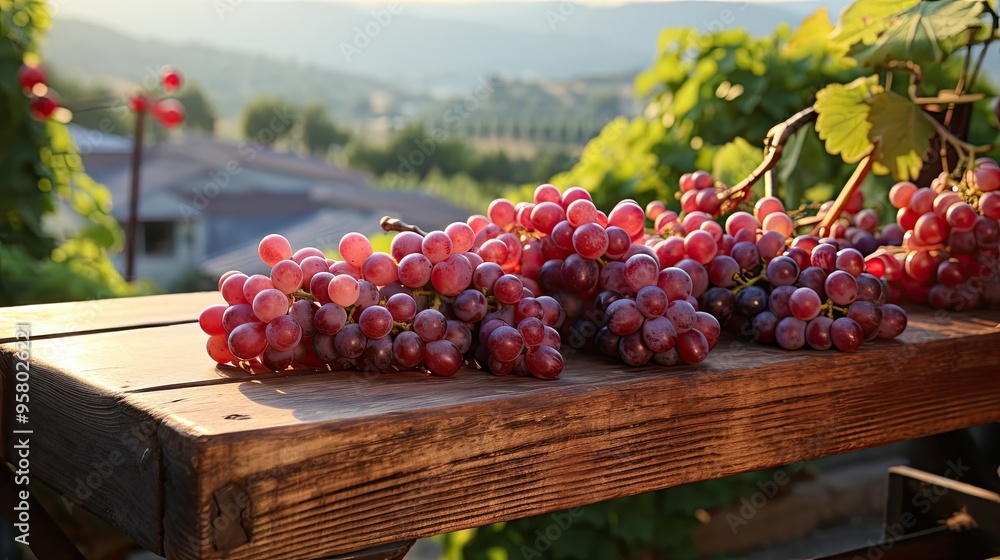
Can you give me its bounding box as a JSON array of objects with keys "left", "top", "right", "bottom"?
[{"left": 1, "top": 0, "right": 999, "bottom": 558}]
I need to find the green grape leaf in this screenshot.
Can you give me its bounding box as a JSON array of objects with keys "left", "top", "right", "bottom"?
[
  {"left": 712, "top": 137, "right": 763, "bottom": 188},
  {"left": 831, "top": 0, "right": 920, "bottom": 50},
  {"left": 783, "top": 7, "right": 835, "bottom": 58},
  {"left": 867, "top": 91, "right": 936, "bottom": 180},
  {"left": 849, "top": 0, "right": 985, "bottom": 66},
  {"left": 814, "top": 76, "right": 881, "bottom": 165}
]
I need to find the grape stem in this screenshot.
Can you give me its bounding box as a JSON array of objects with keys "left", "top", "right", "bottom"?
[
  {"left": 292, "top": 289, "right": 317, "bottom": 302},
  {"left": 731, "top": 267, "right": 766, "bottom": 295},
  {"left": 381, "top": 216, "right": 427, "bottom": 237},
  {"left": 718, "top": 107, "right": 818, "bottom": 216}
]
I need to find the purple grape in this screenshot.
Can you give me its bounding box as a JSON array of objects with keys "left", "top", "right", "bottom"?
[
  {"left": 606, "top": 298, "right": 644, "bottom": 336},
  {"left": 666, "top": 300, "right": 697, "bottom": 333},
  {"left": 700, "top": 287, "right": 736, "bottom": 324},
  {"left": 836, "top": 248, "right": 865, "bottom": 277},
  {"left": 847, "top": 301, "right": 881, "bottom": 339},
  {"left": 525, "top": 346, "right": 563, "bottom": 379},
  {"left": 488, "top": 325, "right": 524, "bottom": 362},
  {"left": 393, "top": 330, "right": 424, "bottom": 368},
  {"left": 830, "top": 317, "right": 864, "bottom": 352},
  {"left": 768, "top": 285, "right": 797, "bottom": 319},
  {"left": 453, "top": 289, "right": 488, "bottom": 323},
  {"left": 789, "top": 287, "right": 822, "bottom": 321},
  {"left": 656, "top": 267, "right": 694, "bottom": 300},
  {"left": 386, "top": 293, "right": 417, "bottom": 322},
  {"left": 797, "top": 266, "right": 828, "bottom": 300},
  {"left": 333, "top": 323, "right": 366, "bottom": 359},
  {"left": 599, "top": 261, "right": 631, "bottom": 294},
  {"left": 736, "top": 285, "right": 768, "bottom": 316},
  {"left": 423, "top": 340, "right": 462, "bottom": 376},
  {"left": 445, "top": 320, "right": 473, "bottom": 353},
  {"left": 288, "top": 299, "right": 319, "bottom": 337},
  {"left": 358, "top": 305, "right": 393, "bottom": 339},
  {"left": 785, "top": 247, "right": 811, "bottom": 272},
  {"left": 635, "top": 286, "right": 668, "bottom": 318},
  {"left": 693, "top": 311, "right": 721, "bottom": 343},
  {"left": 653, "top": 348, "right": 681, "bottom": 366},
  {"left": 810, "top": 243, "right": 837, "bottom": 273},
  {"left": 676, "top": 329, "right": 709, "bottom": 363},
  {"left": 706, "top": 255, "right": 740, "bottom": 288},
  {"left": 675, "top": 259, "right": 709, "bottom": 298},
  {"left": 561, "top": 254, "right": 600, "bottom": 294},
  {"left": 775, "top": 316, "right": 807, "bottom": 350},
  {"left": 642, "top": 316, "right": 677, "bottom": 353},
  {"left": 752, "top": 311, "right": 779, "bottom": 344},
  {"left": 877, "top": 304, "right": 907, "bottom": 340},
  {"left": 314, "top": 303, "right": 347, "bottom": 336},
  {"left": 766, "top": 256, "right": 799, "bottom": 287},
  {"left": 624, "top": 254, "right": 660, "bottom": 292},
  {"left": 595, "top": 326, "right": 621, "bottom": 357},
  {"left": 518, "top": 317, "right": 546, "bottom": 347},
  {"left": 360, "top": 336, "right": 393, "bottom": 372},
  {"left": 618, "top": 331, "right": 653, "bottom": 366},
  {"left": 730, "top": 241, "right": 762, "bottom": 274},
  {"left": 825, "top": 271, "right": 858, "bottom": 306},
  {"left": 805, "top": 316, "right": 833, "bottom": 350},
  {"left": 414, "top": 309, "right": 448, "bottom": 342}
]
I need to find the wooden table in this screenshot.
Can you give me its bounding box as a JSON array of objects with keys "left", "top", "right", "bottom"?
[{"left": 2, "top": 293, "right": 999, "bottom": 559}]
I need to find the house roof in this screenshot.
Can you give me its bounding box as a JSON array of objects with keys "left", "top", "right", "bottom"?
[{"left": 79, "top": 132, "right": 370, "bottom": 220}]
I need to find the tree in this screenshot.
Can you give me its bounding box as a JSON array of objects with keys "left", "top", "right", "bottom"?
[
  {"left": 175, "top": 82, "right": 216, "bottom": 134},
  {"left": 242, "top": 96, "right": 294, "bottom": 146},
  {"left": 0, "top": 0, "right": 143, "bottom": 305},
  {"left": 300, "top": 104, "right": 349, "bottom": 156}
]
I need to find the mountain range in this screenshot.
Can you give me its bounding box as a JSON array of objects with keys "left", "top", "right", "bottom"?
[{"left": 48, "top": 1, "right": 840, "bottom": 91}]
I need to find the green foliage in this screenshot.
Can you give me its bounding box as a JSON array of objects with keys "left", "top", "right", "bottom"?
[
  {"left": 300, "top": 103, "right": 350, "bottom": 156},
  {"left": 349, "top": 123, "right": 574, "bottom": 210},
  {"left": 867, "top": 91, "right": 936, "bottom": 179},
  {"left": 0, "top": 0, "right": 144, "bottom": 305},
  {"left": 241, "top": 96, "right": 295, "bottom": 145},
  {"left": 175, "top": 82, "right": 216, "bottom": 133},
  {"left": 814, "top": 0, "right": 999, "bottom": 182},
  {"left": 552, "top": 19, "right": 864, "bottom": 213},
  {"left": 814, "top": 76, "right": 882, "bottom": 164},
  {"left": 847, "top": 0, "right": 986, "bottom": 67}
]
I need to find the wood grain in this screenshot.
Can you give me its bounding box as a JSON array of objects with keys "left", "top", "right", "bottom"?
[
  {"left": 0, "top": 291, "right": 220, "bottom": 343},
  {"left": 1, "top": 294, "right": 998, "bottom": 560}
]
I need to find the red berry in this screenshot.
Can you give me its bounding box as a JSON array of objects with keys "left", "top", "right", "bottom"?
[
  {"left": 29, "top": 95, "right": 58, "bottom": 120},
  {"left": 129, "top": 94, "right": 149, "bottom": 113},
  {"left": 152, "top": 99, "right": 185, "bottom": 129},
  {"left": 161, "top": 66, "right": 182, "bottom": 92},
  {"left": 17, "top": 65, "right": 46, "bottom": 91}
]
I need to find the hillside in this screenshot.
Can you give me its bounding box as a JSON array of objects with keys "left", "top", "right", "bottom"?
[
  {"left": 51, "top": 0, "right": 829, "bottom": 89},
  {"left": 45, "top": 19, "right": 423, "bottom": 121}
]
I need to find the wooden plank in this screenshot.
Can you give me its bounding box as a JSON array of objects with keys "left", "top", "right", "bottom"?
[
  {"left": 2, "top": 296, "right": 999, "bottom": 560},
  {"left": 134, "top": 310, "right": 1000, "bottom": 559},
  {"left": 0, "top": 291, "right": 220, "bottom": 343},
  {"left": 0, "top": 345, "right": 165, "bottom": 552}
]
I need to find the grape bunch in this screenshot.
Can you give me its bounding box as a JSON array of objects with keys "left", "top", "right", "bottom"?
[
  {"left": 677, "top": 170, "right": 728, "bottom": 216},
  {"left": 871, "top": 157, "right": 1000, "bottom": 310},
  {"left": 641, "top": 189, "right": 907, "bottom": 352},
  {"left": 199, "top": 229, "right": 566, "bottom": 379},
  {"left": 478, "top": 185, "right": 719, "bottom": 367}
]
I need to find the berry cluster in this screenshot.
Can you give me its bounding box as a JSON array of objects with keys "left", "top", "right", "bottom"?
[
  {"left": 200, "top": 230, "right": 566, "bottom": 379},
  {"left": 642, "top": 184, "right": 907, "bottom": 352},
  {"left": 872, "top": 158, "right": 1000, "bottom": 310},
  {"left": 496, "top": 185, "right": 718, "bottom": 367}
]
